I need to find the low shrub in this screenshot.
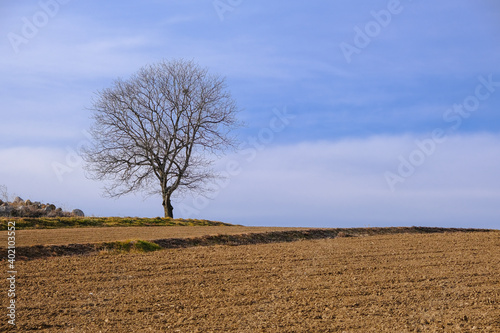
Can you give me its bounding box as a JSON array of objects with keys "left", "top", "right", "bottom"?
[
  {"left": 104, "top": 240, "right": 162, "bottom": 254},
  {"left": 134, "top": 240, "right": 162, "bottom": 252}
]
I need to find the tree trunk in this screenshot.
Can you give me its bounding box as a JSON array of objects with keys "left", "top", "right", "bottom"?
[{"left": 162, "top": 196, "right": 174, "bottom": 218}]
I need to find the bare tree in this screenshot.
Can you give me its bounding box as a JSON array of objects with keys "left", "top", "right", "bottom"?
[{"left": 81, "top": 59, "right": 240, "bottom": 218}]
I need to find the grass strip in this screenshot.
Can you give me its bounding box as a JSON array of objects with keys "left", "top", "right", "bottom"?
[
  {"left": 1, "top": 227, "right": 495, "bottom": 261},
  {"left": 0, "top": 217, "right": 234, "bottom": 230}
]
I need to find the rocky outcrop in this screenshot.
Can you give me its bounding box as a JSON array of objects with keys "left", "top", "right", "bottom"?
[
  {"left": 72, "top": 209, "right": 85, "bottom": 217},
  {"left": 0, "top": 198, "right": 84, "bottom": 218},
  {"left": 0, "top": 205, "right": 12, "bottom": 216}
]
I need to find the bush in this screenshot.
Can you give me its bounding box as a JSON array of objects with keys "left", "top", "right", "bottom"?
[
  {"left": 134, "top": 240, "right": 162, "bottom": 252},
  {"left": 105, "top": 240, "right": 162, "bottom": 253}
]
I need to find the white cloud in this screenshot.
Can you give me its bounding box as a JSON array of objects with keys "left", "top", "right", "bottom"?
[
  {"left": 0, "top": 1, "right": 499, "bottom": 229},
  {"left": 1, "top": 134, "right": 499, "bottom": 228},
  {"left": 159, "top": 14, "right": 200, "bottom": 26},
  {"left": 1, "top": 34, "right": 154, "bottom": 81},
  {"left": 179, "top": 134, "right": 500, "bottom": 228},
  {"left": 0, "top": 146, "right": 162, "bottom": 216}
]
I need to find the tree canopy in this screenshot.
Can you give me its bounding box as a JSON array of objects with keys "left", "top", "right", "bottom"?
[{"left": 82, "top": 59, "right": 240, "bottom": 217}]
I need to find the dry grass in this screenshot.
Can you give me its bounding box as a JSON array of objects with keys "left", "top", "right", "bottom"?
[
  {"left": 1, "top": 226, "right": 309, "bottom": 247},
  {"left": 0, "top": 216, "right": 234, "bottom": 230}
]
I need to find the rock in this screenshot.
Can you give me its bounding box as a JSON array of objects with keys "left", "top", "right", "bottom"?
[
  {"left": 16, "top": 206, "right": 28, "bottom": 216},
  {"left": 0, "top": 205, "right": 12, "bottom": 216},
  {"left": 72, "top": 209, "right": 85, "bottom": 217},
  {"left": 0, "top": 196, "right": 83, "bottom": 218}
]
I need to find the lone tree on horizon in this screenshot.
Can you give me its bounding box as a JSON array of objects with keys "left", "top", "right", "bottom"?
[{"left": 82, "top": 59, "right": 240, "bottom": 218}]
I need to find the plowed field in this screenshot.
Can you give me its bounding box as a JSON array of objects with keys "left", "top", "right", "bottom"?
[
  {"left": 2, "top": 231, "right": 499, "bottom": 332},
  {"left": 2, "top": 226, "right": 307, "bottom": 247}
]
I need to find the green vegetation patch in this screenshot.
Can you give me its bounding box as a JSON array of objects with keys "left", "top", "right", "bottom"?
[
  {"left": 2, "top": 227, "right": 497, "bottom": 261},
  {"left": 0, "top": 216, "right": 235, "bottom": 230},
  {"left": 103, "top": 239, "right": 162, "bottom": 253}
]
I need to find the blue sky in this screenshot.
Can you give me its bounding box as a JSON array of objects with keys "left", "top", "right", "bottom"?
[{"left": 1, "top": 0, "right": 499, "bottom": 228}]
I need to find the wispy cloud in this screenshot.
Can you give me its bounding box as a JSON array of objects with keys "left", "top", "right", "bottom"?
[
  {"left": 1, "top": 132, "right": 498, "bottom": 228},
  {"left": 0, "top": 0, "right": 499, "bottom": 228},
  {"left": 181, "top": 134, "right": 500, "bottom": 228},
  {"left": 159, "top": 14, "right": 200, "bottom": 26}
]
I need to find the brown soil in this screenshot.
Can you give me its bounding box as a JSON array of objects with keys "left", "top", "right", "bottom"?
[
  {"left": 1, "top": 226, "right": 308, "bottom": 247},
  {"left": 2, "top": 227, "right": 491, "bottom": 261},
  {"left": 2, "top": 231, "right": 499, "bottom": 332}
]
